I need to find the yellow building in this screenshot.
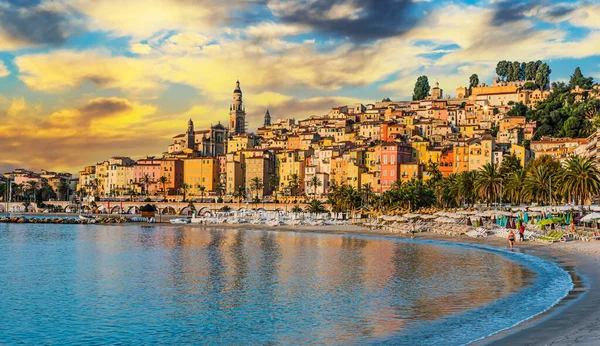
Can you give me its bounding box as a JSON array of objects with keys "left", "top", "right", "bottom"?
[
  {"left": 226, "top": 152, "right": 245, "bottom": 196},
  {"left": 277, "top": 150, "right": 307, "bottom": 196},
  {"left": 183, "top": 157, "right": 218, "bottom": 196},
  {"left": 410, "top": 139, "right": 429, "bottom": 163},
  {"left": 244, "top": 150, "right": 273, "bottom": 198},
  {"left": 510, "top": 144, "right": 531, "bottom": 167},
  {"left": 468, "top": 135, "right": 494, "bottom": 171},
  {"left": 400, "top": 162, "right": 423, "bottom": 183},
  {"left": 453, "top": 140, "right": 470, "bottom": 173},
  {"left": 227, "top": 134, "right": 257, "bottom": 153}
]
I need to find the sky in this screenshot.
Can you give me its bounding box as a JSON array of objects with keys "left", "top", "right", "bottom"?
[{"left": 0, "top": 0, "right": 599, "bottom": 174}]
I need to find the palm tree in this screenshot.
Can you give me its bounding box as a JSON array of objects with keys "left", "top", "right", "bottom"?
[
  {"left": 475, "top": 163, "right": 502, "bottom": 206},
  {"left": 27, "top": 180, "right": 37, "bottom": 202},
  {"left": 142, "top": 174, "right": 151, "bottom": 197},
  {"left": 180, "top": 183, "right": 190, "bottom": 201},
  {"left": 361, "top": 183, "right": 374, "bottom": 207},
  {"left": 524, "top": 165, "right": 553, "bottom": 205},
  {"left": 426, "top": 161, "right": 443, "bottom": 181},
  {"left": 456, "top": 171, "right": 477, "bottom": 207},
  {"left": 249, "top": 177, "right": 263, "bottom": 201},
  {"left": 58, "top": 180, "right": 70, "bottom": 201},
  {"left": 268, "top": 174, "right": 279, "bottom": 200},
  {"left": 215, "top": 182, "right": 225, "bottom": 201},
  {"left": 561, "top": 155, "right": 600, "bottom": 211},
  {"left": 289, "top": 173, "right": 302, "bottom": 198},
  {"left": 195, "top": 184, "right": 206, "bottom": 202},
  {"left": 305, "top": 199, "right": 327, "bottom": 213},
  {"left": 158, "top": 176, "right": 168, "bottom": 200},
  {"left": 503, "top": 170, "right": 527, "bottom": 205},
  {"left": 234, "top": 185, "right": 246, "bottom": 206},
  {"left": 307, "top": 175, "right": 322, "bottom": 198}
]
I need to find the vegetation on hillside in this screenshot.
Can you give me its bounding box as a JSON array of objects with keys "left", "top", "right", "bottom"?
[{"left": 506, "top": 67, "right": 599, "bottom": 139}]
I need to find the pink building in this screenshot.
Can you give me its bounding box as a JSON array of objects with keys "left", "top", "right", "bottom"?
[
  {"left": 132, "top": 158, "right": 161, "bottom": 195},
  {"left": 379, "top": 142, "right": 412, "bottom": 192}
]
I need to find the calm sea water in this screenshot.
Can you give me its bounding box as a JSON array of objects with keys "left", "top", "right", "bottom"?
[{"left": 0, "top": 224, "right": 572, "bottom": 345}]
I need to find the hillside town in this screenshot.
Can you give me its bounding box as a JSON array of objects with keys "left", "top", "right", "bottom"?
[{"left": 3, "top": 65, "right": 600, "bottom": 209}]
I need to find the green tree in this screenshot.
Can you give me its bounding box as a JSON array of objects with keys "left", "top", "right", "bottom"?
[
  {"left": 475, "top": 163, "right": 502, "bottom": 206},
  {"left": 289, "top": 173, "right": 302, "bottom": 197},
  {"left": 504, "top": 170, "right": 527, "bottom": 205},
  {"left": 456, "top": 171, "right": 477, "bottom": 207},
  {"left": 535, "top": 62, "right": 552, "bottom": 90},
  {"left": 141, "top": 174, "right": 151, "bottom": 196},
  {"left": 560, "top": 155, "right": 600, "bottom": 212},
  {"left": 180, "top": 183, "right": 190, "bottom": 201},
  {"left": 196, "top": 184, "right": 206, "bottom": 201},
  {"left": 234, "top": 185, "right": 246, "bottom": 205},
  {"left": 510, "top": 61, "right": 521, "bottom": 82},
  {"left": 469, "top": 73, "right": 479, "bottom": 95},
  {"left": 412, "top": 75, "right": 430, "bottom": 101},
  {"left": 525, "top": 61, "right": 537, "bottom": 80},
  {"left": 523, "top": 81, "right": 537, "bottom": 90},
  {"left": 158, "top": 176, "right": 168, "bottom": 200},
  {"left": 520, "top": 62, "right": 527, "bottom": 80},
  {"left": 305, "top": 199, "right": 327, "bottom": 213},
  {"left": 507, "top": 102, "right": 528, "bottom": 117},
  {"left": 381, "top": 97, "right": 392, "bottom": 102},
  {"left": 307, "top": 175, "right": 322, "bottom": 198},
  {"left": 569, "top": 67, "right": 594, "bottom": 90},
  {"left": 57, "top": 180, "right": 70, "bottom": 201},
  {"left": 496, "top": 60, "right": 509, "bottom": 80},
  {"left": 499, "top": 154, "right": 523, "bottom": 178},
  {"left": 249, "top": 177, "right": 263, "bottom": 200}
]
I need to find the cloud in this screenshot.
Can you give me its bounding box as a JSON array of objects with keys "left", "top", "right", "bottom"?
[
  {"left": 70, "top": 0, "right": 253, "bottom": 38},
  {"left": 490, "top": 0, "right": 541, "bottom": 26},
  {"left": 268, "top": 0, "right": 423, "bottom": 43},
  {"left": 15, "top": 49, "right": 164, "bottom": 95},
  {"left": 0, "top": 1, "right": 82, "bottom": 49},
  {"left": 0, "top": 96, "right": 161, "bottom": 172},
  {"left": 131, "top": 43, "right": 152, "bottom": 55},
  {"left": 0, "top": 61, "right": 9, "bottom": 77}
]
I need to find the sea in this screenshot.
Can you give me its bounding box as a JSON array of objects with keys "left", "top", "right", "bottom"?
[{"left": 0, "top": 224, "right": 572, "bottom": 345}]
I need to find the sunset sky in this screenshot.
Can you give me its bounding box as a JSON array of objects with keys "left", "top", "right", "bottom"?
[{"left": 0, "top": 0, "right": 599, "bottom": 174}]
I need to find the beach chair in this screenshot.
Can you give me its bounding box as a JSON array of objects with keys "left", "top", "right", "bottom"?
[{"left": 536, "top": 231, "right": 566, "bottom": 243}]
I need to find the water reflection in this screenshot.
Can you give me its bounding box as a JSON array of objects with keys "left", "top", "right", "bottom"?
[{"left": 0, "top": 224, "right": 535, "bottom": 345}]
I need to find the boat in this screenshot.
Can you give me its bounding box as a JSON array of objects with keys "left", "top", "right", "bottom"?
[
  {"left": 170, "top": 218, "right": 190, "bottom": 224},
  {"left": 79, "top": 215, "right": 97, "bottom": 223}
]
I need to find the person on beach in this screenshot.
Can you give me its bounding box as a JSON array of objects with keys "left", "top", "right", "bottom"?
[
  {"left": 410, "top": 223, "right": 415, "bottom": 239},
  {"left": 507, "top": 230, "right": 516, "bottom": 249},
  {"left": 519, "top": 224, "right": 525, "bottom": 241}
]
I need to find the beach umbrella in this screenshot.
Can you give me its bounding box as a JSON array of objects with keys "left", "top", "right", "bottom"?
[
  {"left": 535, "top": 217, "right": 563, "bottom": 226},
  {"left": 466, "top": 218, "right": 472, "bottom": 226},
  {"left": 523, "top": 212, "right": 529, "bottom": 223},
  {"left": 479, "top": 217, "right": 484, "bottom": 226},
  {"left": 581, "top": 212, "right": 600, "bottom": 223}
]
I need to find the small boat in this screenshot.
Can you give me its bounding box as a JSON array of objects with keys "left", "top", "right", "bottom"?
[
  {"left": 79, "top": 215, "right": 96, "bottom": 223},
  {"left": 170, "top": 218, "right": 190, "bottom": 224}
]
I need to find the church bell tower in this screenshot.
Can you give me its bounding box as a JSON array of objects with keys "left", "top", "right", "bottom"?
[{"left": 229, "top": 80, "right": 246, "bottom": 135}]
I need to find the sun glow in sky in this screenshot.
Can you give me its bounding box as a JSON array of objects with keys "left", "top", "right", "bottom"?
[{"left": 0, "top": 0, "right": 599, "bottom": 173}]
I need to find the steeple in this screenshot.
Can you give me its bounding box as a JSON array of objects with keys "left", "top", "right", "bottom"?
[
  {"left": 186, "top": 119, "right": 195, "bottom": 150},
  {"left": 264, "top": 109, "right": 271, "bottom": 126},
  {"left": 229, "top": 80, "right": 246, "bottom": 135}
]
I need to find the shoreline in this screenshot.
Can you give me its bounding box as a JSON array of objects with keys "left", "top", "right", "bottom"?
[{"left": 5, "top": 220, "right": 598, "bottom": 345}]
